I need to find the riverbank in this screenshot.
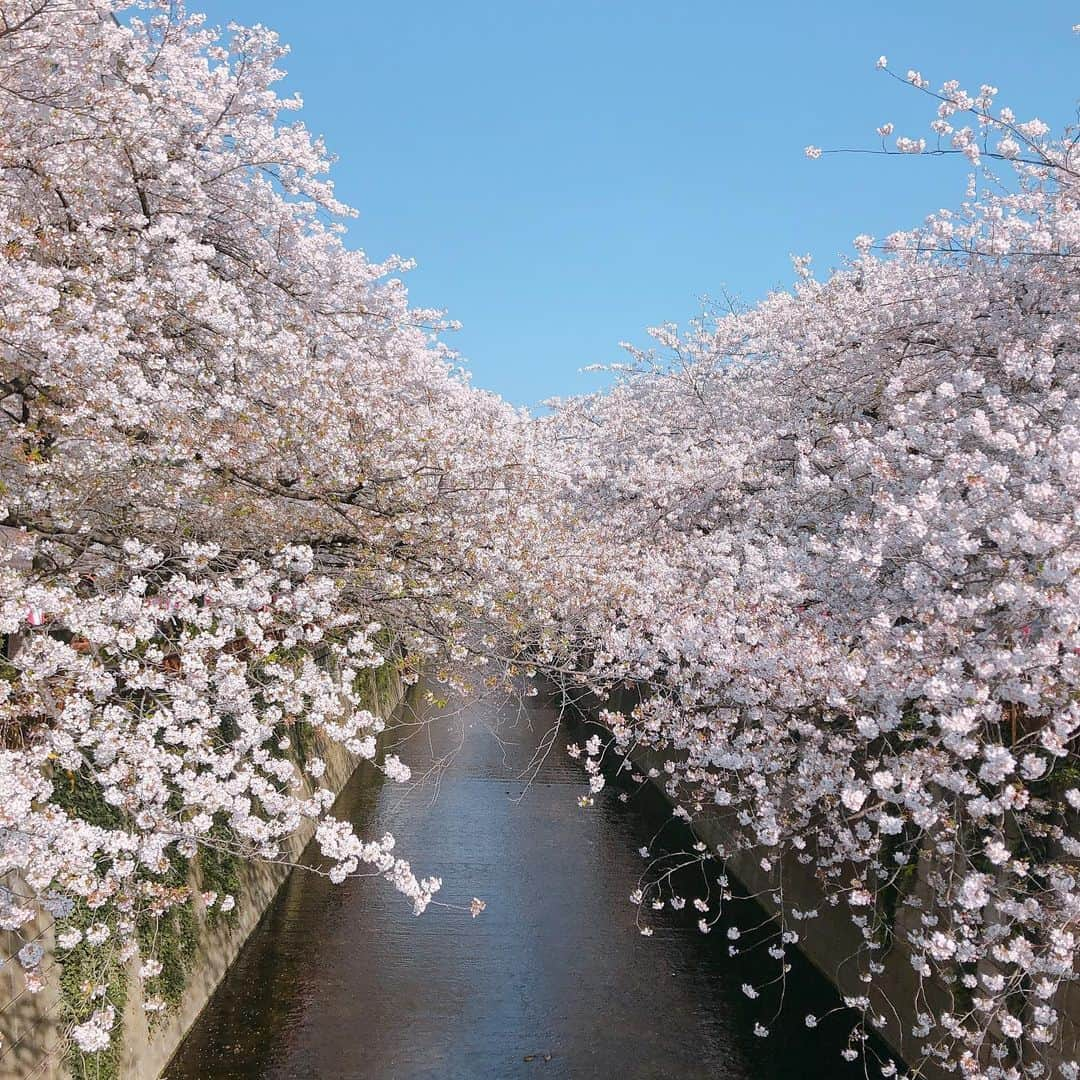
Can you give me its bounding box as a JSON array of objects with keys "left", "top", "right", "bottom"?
[
  {"left": 0, "top": 666, "right": 403, "bottom": 1080},
  {"left": 560, "top": 681, "right": 941, "bottom": 1078},
  {"left": 165, "top": 685, "right": 880, "bottom": 1079}
]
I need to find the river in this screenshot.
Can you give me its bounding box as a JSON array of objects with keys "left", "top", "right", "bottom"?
[{"left": 165, "top": 686, "right": 873, "bottom": 1079}]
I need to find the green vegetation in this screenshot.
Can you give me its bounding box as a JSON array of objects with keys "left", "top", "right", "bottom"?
[{"left": 199, "top": 822, "right": 242, "bottom": 930}]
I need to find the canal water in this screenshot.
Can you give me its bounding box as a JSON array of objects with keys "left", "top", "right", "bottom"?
[{"left": 166, "top": 687, "right": 872, "bottom": 1079}]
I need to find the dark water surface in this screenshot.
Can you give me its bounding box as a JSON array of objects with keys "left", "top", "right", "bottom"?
[{"left": 166, "top": 689, "right": 869, "bottom": 1079}]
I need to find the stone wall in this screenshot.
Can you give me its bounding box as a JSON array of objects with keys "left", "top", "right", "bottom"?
[{"left": 0, "top": 666, "right": 403, "bottom": 1080}]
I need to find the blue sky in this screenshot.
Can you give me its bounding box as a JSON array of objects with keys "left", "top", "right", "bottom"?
[{"left": 195, "top": 0, "right": 1077, "bottom": 407}]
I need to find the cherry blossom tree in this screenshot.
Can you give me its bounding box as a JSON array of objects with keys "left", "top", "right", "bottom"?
[
  {"left": 0, "top": 0, "right": 567, "bottom": 1057},
  {"left": 549, "top": 52, "right": 1080, "bottom": 1080}
]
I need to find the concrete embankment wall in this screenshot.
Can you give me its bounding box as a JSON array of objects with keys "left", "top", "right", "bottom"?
[{"left": 0, "top": 668, "right": 403, "bottom": 1080}]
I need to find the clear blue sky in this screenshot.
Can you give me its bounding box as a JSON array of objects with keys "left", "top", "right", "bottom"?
[{"left": 196, "top": 0, "right": 1077, "bottom": 406}]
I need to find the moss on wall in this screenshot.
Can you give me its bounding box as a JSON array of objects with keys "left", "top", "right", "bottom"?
[
  {"left": 56, "top": 906, "right": 128, "bottom": 1080},
  {"left": 198, "top": 823, "right": 242, "bottom": 930},
  {"left": 50, "top": 774, "right": 128, "bottom": 1078},
  {"left": 136, "top": 855, "right": 198, "bottom": 1023}
]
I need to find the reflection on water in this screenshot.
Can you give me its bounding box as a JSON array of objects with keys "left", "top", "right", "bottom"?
[{"left": 166, "top": 688, "right": 870, "bottom": 1079}]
